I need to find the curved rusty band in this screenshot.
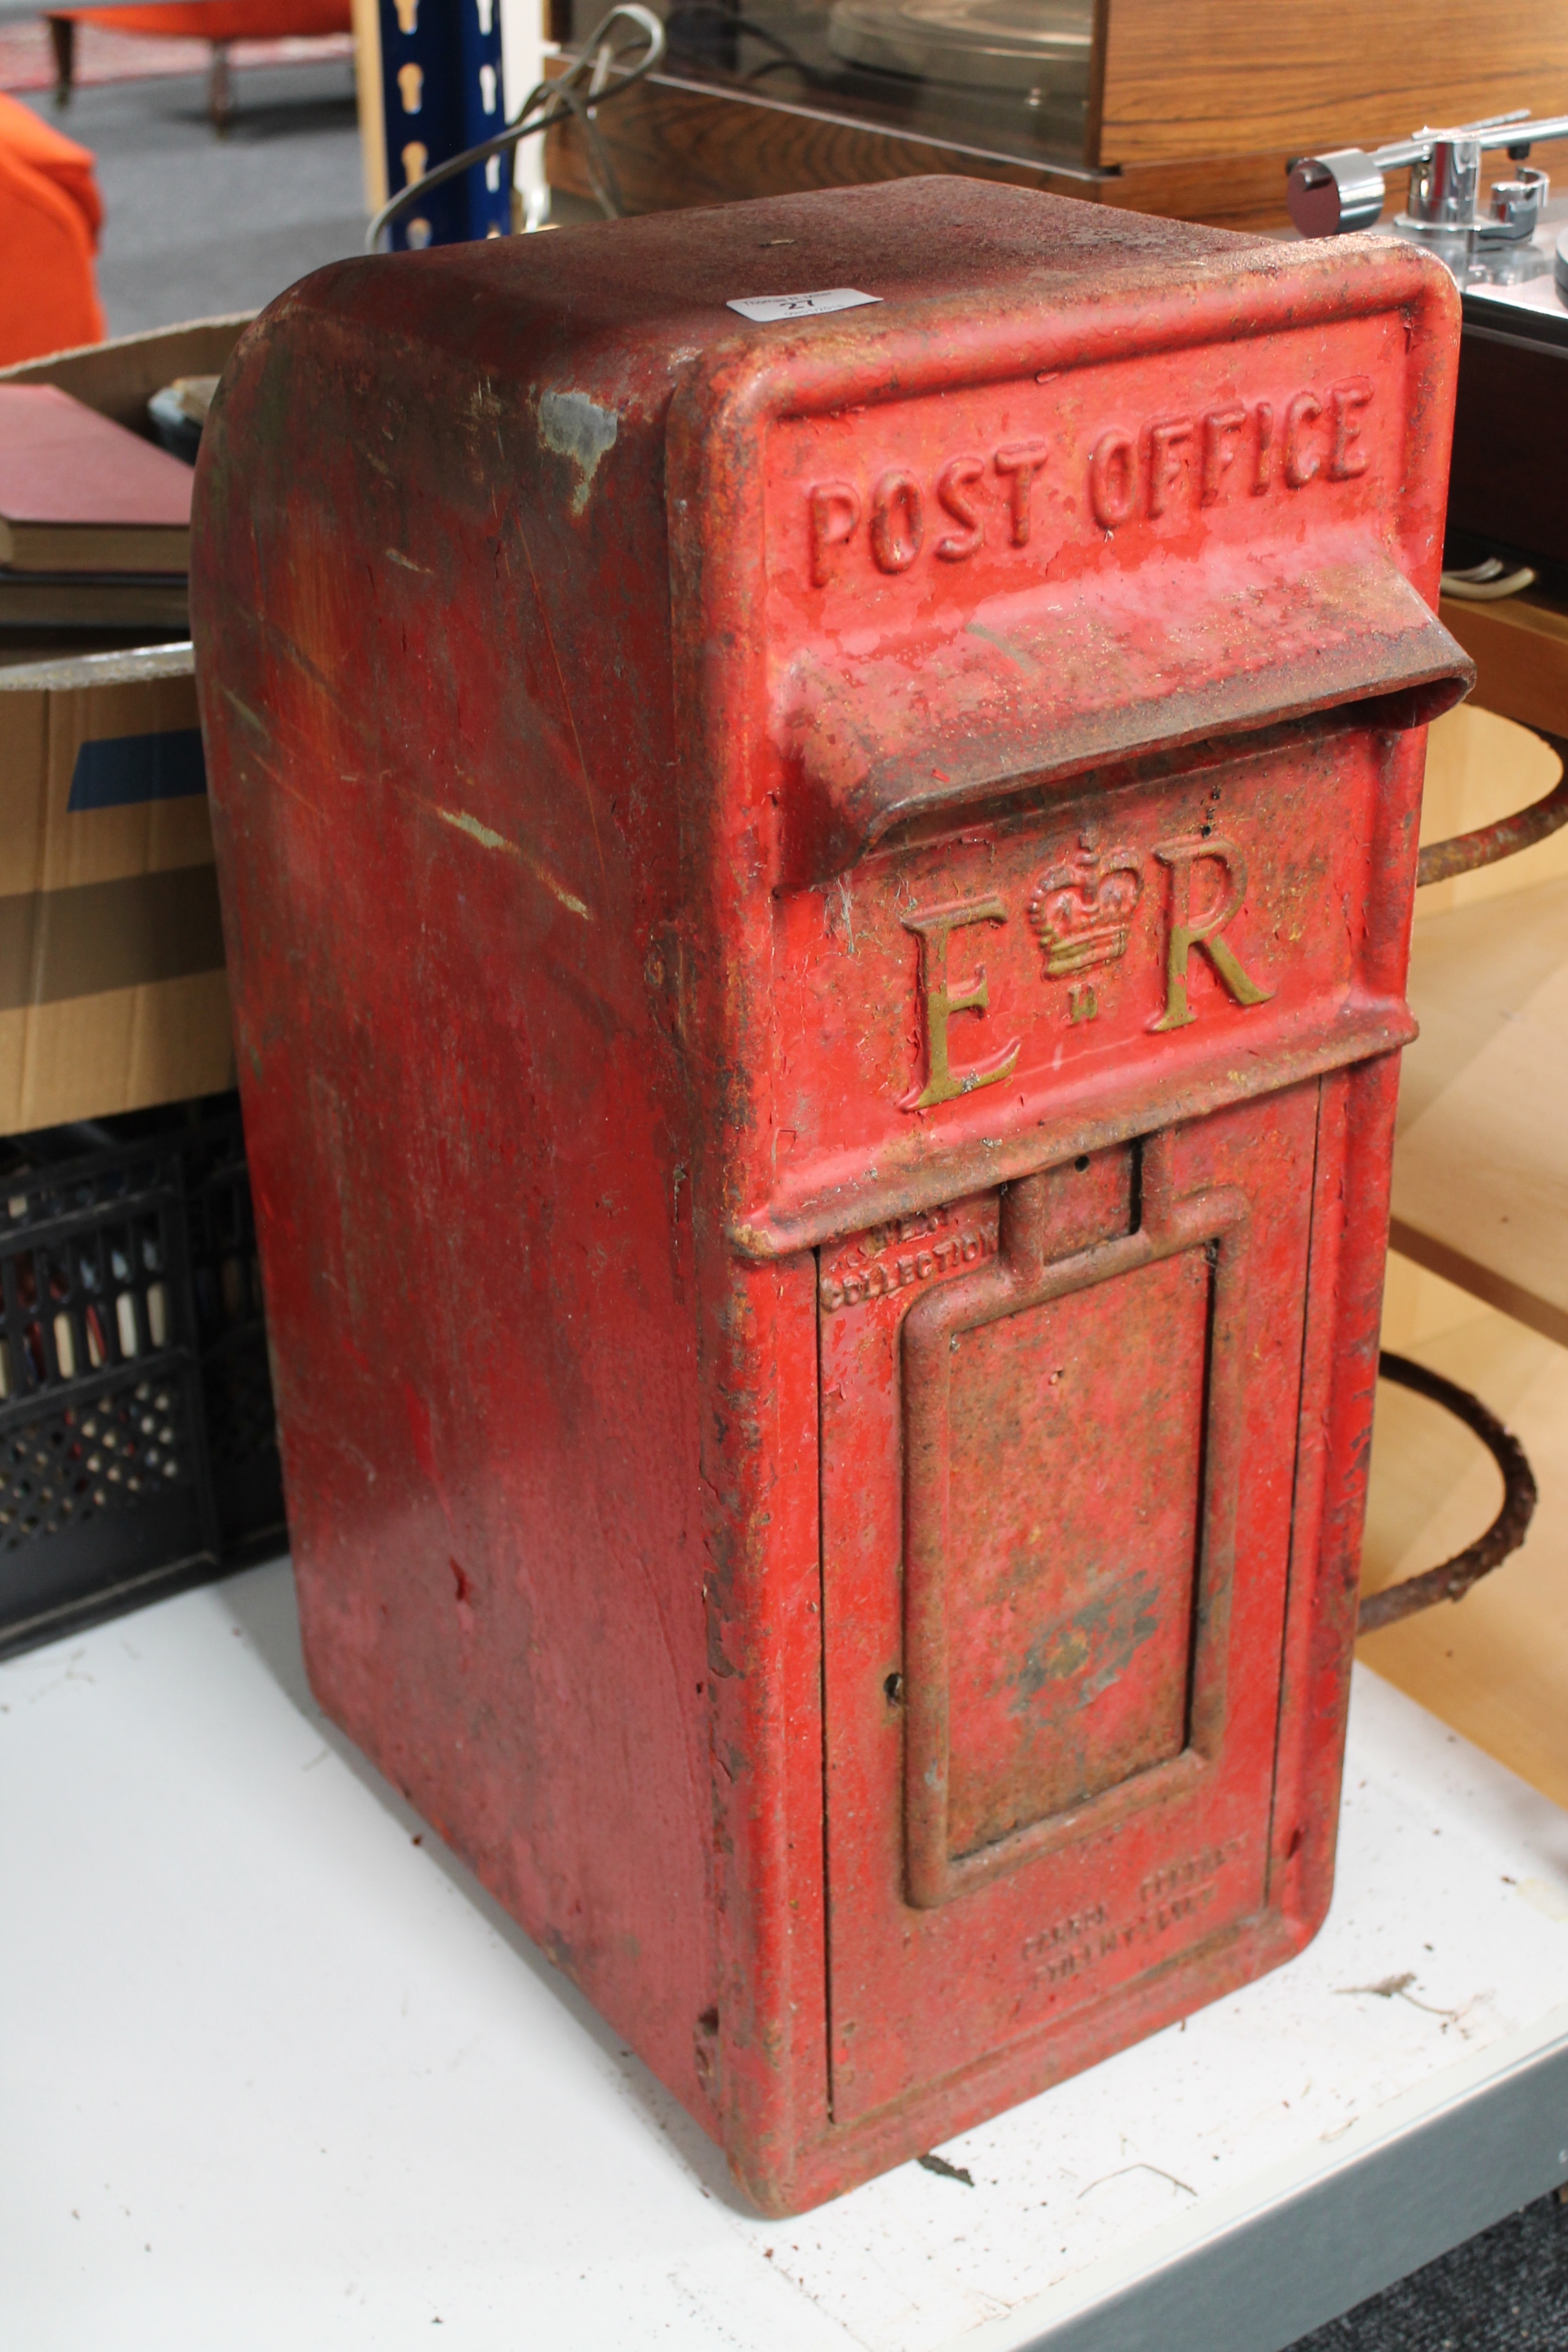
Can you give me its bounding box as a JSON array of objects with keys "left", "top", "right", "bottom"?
[
  {"left": 1416, "top": 726, "right": 1568, "bottom": 887},
  {"left": 1358, "top": 1352, "right": 1537, "bottom": 1635}
]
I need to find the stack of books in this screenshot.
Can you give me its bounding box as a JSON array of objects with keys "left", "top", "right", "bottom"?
[{"left": 0, "top": 385, "right": 191, "bottom": 630}]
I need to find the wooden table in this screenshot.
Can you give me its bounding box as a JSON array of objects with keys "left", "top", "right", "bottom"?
[
  {"left": 1364, "top": 606, "right": 1568, "bottom": 1813},
  {"left": 1391, "top": 608, "right": 1568, "bottom": 1345},
  {"left": 1393, "top": 874, "right": 1568, "bottom": 1346}
]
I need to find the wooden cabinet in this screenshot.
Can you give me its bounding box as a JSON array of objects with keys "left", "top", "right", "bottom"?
[{"left": 548, "top": 0, "right": 1568, "bottom": 227}]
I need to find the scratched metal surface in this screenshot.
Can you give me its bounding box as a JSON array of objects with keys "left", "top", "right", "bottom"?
[
  {"left": 191, "top": 180, "right": 1470, "bottom": 2209},
  {"left": 3, "top": 1560, "right": 1567, "bottom": 2352}
]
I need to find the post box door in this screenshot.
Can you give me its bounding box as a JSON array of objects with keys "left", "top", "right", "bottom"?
[{"left": 818, "top": 1079, "right": 1323, "bottom": 2122}]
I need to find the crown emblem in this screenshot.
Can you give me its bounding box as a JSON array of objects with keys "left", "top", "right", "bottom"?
[{"left": 1029, "top": 830, "right": 1144, "bottom": 978}]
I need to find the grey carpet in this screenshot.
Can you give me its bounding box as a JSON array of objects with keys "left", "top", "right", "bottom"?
[{"left": 16, "top": 57, "right": 365, "bottom": 335}]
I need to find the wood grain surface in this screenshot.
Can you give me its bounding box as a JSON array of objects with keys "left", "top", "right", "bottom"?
[
  {"left": 546, "top": 82, "right": 1108, "bottom": 218},
  {"left": 549, "top": 75, "right": 1568, "bottom": 231},
  {"left": 1393, "top": 875, "right": 1568, "bottom": 1348},
  {"left": 546, "top": 83, "right": 1322, "bottom": 227},
  {"left": 1439, "top": 593, "right": 1568, "bottom": 746},
  {"left": 1364, "top": 697, "right": 1568, "bottom": 1803},
  {"left": 1098, "top": 0, "right": 1568, "bottom": 166},
  {"left": 1361, "top": 1265, "right": 1568, "bottom": 1813},
  {"left": 1389, "top": 703, "right": 1568, "bottom": 1348}
]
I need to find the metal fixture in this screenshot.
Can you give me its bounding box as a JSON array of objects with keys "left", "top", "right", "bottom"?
[{"left": 1288, "top": 108, "right": 1568, "bottom": 245}]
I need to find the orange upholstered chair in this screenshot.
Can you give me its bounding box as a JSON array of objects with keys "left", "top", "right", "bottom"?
[
  {"left": 0, "top": 91, "right": 105, "bottom": 368},
  {"left": 48, "top": 0, "right": 353, "bottom": 133}
]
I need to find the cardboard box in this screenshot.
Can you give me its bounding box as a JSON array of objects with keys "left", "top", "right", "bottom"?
[
  {"left": 0, "top": 312, "right": 252, "bottom": 434},
  {"left": 0, "top": 642, "right": 234, "bottom": 1132}
]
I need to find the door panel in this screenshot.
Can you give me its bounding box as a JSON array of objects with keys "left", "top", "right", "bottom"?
[
  {"left": 942, "top": 1250, "right": 1209, "bottom": 1858},
  {"left": 818, "top": 1083, "right": 1322, "bottom": 2124}
]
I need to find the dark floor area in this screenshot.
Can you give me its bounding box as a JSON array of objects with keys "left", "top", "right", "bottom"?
[{"left": 1283, "top": 2190, "right": 1568, "bottom": 2347}]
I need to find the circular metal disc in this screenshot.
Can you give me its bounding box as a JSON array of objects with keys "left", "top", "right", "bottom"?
[{"left": 826, "top": 0, "right": 1092, "bottom": 94}]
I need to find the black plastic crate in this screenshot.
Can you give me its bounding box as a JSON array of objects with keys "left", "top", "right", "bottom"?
[
  {"left": 0, "top": 1095, "right": 286, "bottom": 1659},
  {"left": 167, "top": 1107, "right": 285, "bottom": 1559}
]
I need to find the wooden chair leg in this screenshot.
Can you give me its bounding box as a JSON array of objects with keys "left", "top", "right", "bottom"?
[
  {"left": 208, "top": 39, "right": 234, "bottom": 136},
  {"left": 46, "top": 16, "right": 76, "bottom": 111}
]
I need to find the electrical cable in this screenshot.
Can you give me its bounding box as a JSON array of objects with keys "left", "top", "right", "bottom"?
[
  {"left": 365, "top": 2, "right": 665, "bottom": 253},
  {"left": 1439, "top": 556, "right": 1538, "bottom": 601}
]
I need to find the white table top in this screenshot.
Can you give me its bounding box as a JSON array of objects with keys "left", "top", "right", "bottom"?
[{"left": 5, "top": 1556, "right": 1568, "bottom": 2352}]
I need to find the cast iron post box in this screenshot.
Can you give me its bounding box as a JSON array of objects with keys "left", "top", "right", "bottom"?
[{"left": 192, "top": 180, "right": 1471, "bottom": 2215}]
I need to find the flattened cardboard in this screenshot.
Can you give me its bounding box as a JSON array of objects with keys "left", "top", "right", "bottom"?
[{"left": 0, "top": 642, "right": 234, "bottom": 1131}]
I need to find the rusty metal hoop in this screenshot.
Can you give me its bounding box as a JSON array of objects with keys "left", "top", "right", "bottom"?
[
  {"left": 1416, "top": 725, "right": 1568, "bottom": 887},
  {"left": 1358, "top": 1352, "right": 1537, "bottom": 1635},
  {"left": 1379, "top": 716, "right": 1553, "bottom": 1627}
]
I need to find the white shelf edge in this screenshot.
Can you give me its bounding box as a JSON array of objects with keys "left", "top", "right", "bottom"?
[{"left": 953, "top": 2003, "right": 1568, "bottom": 2352}]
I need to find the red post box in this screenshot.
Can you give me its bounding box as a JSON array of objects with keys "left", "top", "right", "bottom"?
[{"left": 192, "top": 180, "right": 1471, "bottom": 2215}]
